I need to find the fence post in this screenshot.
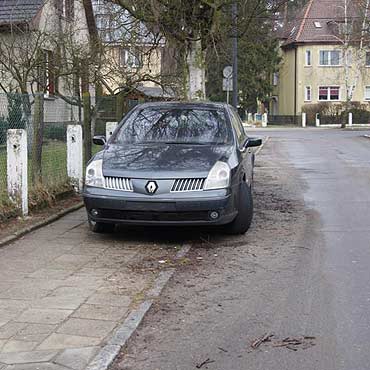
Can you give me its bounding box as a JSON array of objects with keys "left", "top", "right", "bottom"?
[
  {"left": 315, "top": 113, "right": 320, "bottom": 127},
  {"left": 106, "top": 122, "right": 118, "bottom": 141},
  {"left": 67, "top": 125, "right": 83, "bottom": 192},
  {"left": 302, "top": 112, "right": 306, "bottom": 128},
  {"left": 348, "top": 112, "right": 353, "bottom": 127},
  {"left": 262, "top": 113, "right": 268, "bottom": 127},
  {"left": 7, "top": 129, "right": 28, "bottom": 217}
]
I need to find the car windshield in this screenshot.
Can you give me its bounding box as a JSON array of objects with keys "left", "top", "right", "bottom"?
[{"left": 112, "top": 107, "right": 233, "bottom": 145}]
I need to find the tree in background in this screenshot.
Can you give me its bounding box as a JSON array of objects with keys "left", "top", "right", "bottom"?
[
  {"left": 111, "top": 0, "right": 229, "bottom": 100},
  {"left": 206, "top": 0, "right": 283, "bottom": 112},
  {"left": 110, "top": 0, "right": 288, "bottom": 104}
]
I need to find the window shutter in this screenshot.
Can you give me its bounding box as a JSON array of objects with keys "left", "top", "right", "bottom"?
[
  {"left": 48, "top": 51, "right": 55, "bottom": 95},
  {"left": 66, "top": 0, "right": 74, "bottom": 20},
  {"left": 55, "top": 0, "right": 63, "bottom": 15}
]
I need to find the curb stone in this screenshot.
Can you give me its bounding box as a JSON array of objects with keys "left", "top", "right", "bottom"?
[
  {"left": 0, "top": 202, "right": 84, "bottom": 249},
  {"left": 85, "top": 244, "right": 192, "bottom": 370}
]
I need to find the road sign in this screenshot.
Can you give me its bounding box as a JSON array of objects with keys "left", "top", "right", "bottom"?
[
  {"left": 223, "top": 78, "right": 233, "bottom": 92},
  {"left": 223, "top": 66, "right": 233, "bottom": 79}
]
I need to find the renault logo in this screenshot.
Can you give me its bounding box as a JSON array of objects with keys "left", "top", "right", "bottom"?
[{"left": 145, "top": 181, "right": 158, "bottom": 194}]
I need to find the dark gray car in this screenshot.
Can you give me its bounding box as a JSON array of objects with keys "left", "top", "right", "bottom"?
[{"left": 83, "top": 102, "right": 261, "bottom": 234}]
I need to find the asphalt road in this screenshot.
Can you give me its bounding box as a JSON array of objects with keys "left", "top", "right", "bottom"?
[{"left": 111, "top": 128, "right": 370, "bottom": 370}]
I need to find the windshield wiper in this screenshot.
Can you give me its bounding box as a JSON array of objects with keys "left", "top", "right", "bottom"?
[{"left": 164, "top": 141, "right": 207, "bottom": 145}]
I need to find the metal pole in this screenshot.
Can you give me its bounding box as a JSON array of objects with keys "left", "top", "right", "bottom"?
[
  {"left": 232, "top": 2, "right": 238, "bottom": 108},
  {"left": 227, "top": 77, "right": 230, "bottom": 104}
]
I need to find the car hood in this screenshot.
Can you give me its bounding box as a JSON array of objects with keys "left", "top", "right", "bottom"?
[{"left": 102, "top": 143, "right": 233, "bottom": 179}]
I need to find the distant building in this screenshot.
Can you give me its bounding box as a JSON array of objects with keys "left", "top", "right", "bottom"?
[
  {"left": 272, "top": 0, "right": 370, "bottom": 116},
  {"left": 0, "top": 0, "right": 95, "bottom": 123},
  {"left": 91, "top": 0, "right": 177, "bottom": 100}
]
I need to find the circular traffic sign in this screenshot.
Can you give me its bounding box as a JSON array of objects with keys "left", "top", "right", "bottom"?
[{"left": 223, "top": 66, "right": 233, "bottom": 78}]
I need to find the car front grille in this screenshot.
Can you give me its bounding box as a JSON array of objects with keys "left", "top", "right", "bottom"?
[
  {"left": 104, "top": 176, "right": 133, "bottom": 192},
  {"left": 98, "top": 209, "right": 210, "bottom": 222},
  {"left": 171, "top": 178, "right": 206, "bottom": 192}
]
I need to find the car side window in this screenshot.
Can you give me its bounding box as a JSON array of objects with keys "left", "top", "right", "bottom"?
[{"left": 229, "top": 109, "right": 246, "bottom": 146}]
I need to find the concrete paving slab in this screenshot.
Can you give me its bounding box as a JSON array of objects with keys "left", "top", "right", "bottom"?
[
  {"left": 32, "top": 296, "right": 86, "bottom": 310},
  {"left": 37, "top": 333, "right": 101, "bottom": 350},
  {"left": 0, "top": 323, "right": 26, "bottom": 340},
  {"left": 17, "top": 324, "right": 56, "bottom": 336},
  {"left": 6, "top": 363, "right": 68, "bottom": 370},
  {"left": 0, "top": 208, "right": 182, "bottom": 369},
  {"left": 13, "top": 333, "right": 51, "bottom": 343},
  {"left": 56, "top": 318, "right": 117, "bottom": 339},
  {"left": 26, "top": 269, "right": 73, "bottom": 281},
  {"left": 54, "top": 347, "right": 99, "bottom": 370},
  {"left": 16, "top": 309, "right": 73, "bottom": 325},
  {"left": 48, "top": 286, "right": 96, "bottom": 299},
  {"left": 0, "top": 350, "right": 58, "bottom": 365},
  {"left": 71, "top": 304, "right": 128, "bottom": 322},
  {"left": 49, "top": 254, "right": 93, "bottom": 270},
  {"left": 1, "top": 340, "right": 38, "bottom": 353},
  {"left": 85, "top": 293, "right": 131, "bottom": 307}
]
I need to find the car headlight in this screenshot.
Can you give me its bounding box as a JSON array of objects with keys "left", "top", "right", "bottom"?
[
  {"left": 204, "top": 161, "right": 230, "bottom": 190},
  {"left": 85, "top": 159, "right": 104, "bottom": 188}
]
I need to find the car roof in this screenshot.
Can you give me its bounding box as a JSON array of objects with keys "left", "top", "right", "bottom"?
[{"left": 134, "top": 101, "right": 231, "bottom": 110}]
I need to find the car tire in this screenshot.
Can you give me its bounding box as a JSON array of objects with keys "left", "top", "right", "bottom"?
[
  {"left": 88, "top": 217, "right": 115, "bottom": 233},
  {"left": 224, "top": 181, "right": 253, "bottom": 235}
]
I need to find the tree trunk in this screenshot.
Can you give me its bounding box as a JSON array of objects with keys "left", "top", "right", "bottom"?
[
  {"left": 81, "top": 63, "right": 92, "bottom": 166},
  {"left": 186, "top": 39, "right": 206, "bottom": 100},
  {"left": 116, "top": 92, "right": 126, "bottom": 121},
  {"left": 83, "top": 91, "right": 92, "bottom": 166},
  {"left": 20, "top": 92, "right": 33, "bottom": 151},
  {"left": 31, "top": 93, "right": 44, "bottom": 185}
]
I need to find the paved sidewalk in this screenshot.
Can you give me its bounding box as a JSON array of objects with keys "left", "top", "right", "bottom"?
[{"left": 0, "top": 209, "right": 180, "bottom": 369}]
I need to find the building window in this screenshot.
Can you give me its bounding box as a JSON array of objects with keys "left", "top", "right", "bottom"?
[
  {"left": 273, "top": 72, "right": 279, "bottom": 86},
  {"left": 56, "top": 0, "right": 74, "bottom": 21},
  {"left": 365, "top": 86, "right": 370, "bottom": 100},
  {"left": 366, "top": 52, "right": 370, "bottom": 67},
  {"left": 120, "top": 49, "right": 141, "bottom": 68},
  {"left": 305, "top": 86, "right": 312, "bottom": 101},
  {"left": 319, "top": 50, "right": 341, "bottom": 66},
  {"left": 38, "top": 50, "right": 57, "bottom": 96},
  {"left": 319, "top": 86, "right": 340, "bottom": 101},
  {"left": 305, "top": 50, "right": 312, "bottom": 66}
]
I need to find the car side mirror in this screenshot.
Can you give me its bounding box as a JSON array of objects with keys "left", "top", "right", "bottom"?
[
  {"left": 245, "top": 138, "right": 262, "bottom": 148},
  {"left": 93, "top": 135, "right": 106, "bottom": 146}
]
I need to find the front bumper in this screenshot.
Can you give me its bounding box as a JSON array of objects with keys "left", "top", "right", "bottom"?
[{"left": 83, "top": 186, "right": 237, "bottom": 226}]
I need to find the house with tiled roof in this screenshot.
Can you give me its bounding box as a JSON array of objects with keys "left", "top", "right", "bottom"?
[
  {"left": 271, "top": 0, "right": 370, "bottom": 117},
  {"left": 0, "top": 0, "right": 95, "bottom": 123}
]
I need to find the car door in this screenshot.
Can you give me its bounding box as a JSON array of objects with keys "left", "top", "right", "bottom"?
[{"left": 229, "top": 108, "right": 254, "bottom": 187}]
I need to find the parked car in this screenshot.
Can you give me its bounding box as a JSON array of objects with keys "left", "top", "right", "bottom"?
[{"left": 83, "top": 102, "right": 262, "bottom": 234}]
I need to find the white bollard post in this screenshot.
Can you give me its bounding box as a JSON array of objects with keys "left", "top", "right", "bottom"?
[
  {"left": 67, "top": 125, "right": 83, "bottom": 192},
  {"left": 302, "top": 112, "right": 306, "bottom": 128},
  {"left": 7, "top": 129, "right": 28, "bottom": 216},
  {"left": 348, "top": 112, "right": 353, "bottom": 127},
  {"left": 262, "top": 113, "right": 268, "bottom": 127},
  {"left": 106, "top": 122, "right": 118, "bottom": 141},
  {"left": 248, "top": 113, "right": 253, "bottom": 123},
  {"left": 315, "top": 113, "right": 320, "bottom": 127}
]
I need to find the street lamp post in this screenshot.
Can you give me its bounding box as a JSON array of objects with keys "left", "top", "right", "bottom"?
[{"left": 232, "top": 1, "right": 238, "bottom": 109}]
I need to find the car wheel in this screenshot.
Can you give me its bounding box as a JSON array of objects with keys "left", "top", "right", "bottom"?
[
  {"left": 225, "top": 181, "right": 253, "bottom": 235},
  {"left": 88, "top": 217, "right": 115, "bottom": 233}
]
